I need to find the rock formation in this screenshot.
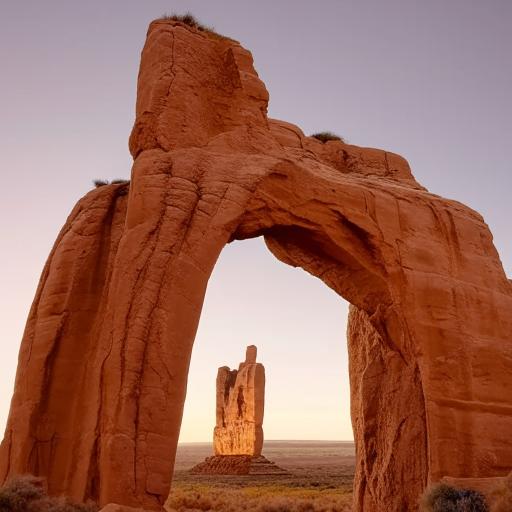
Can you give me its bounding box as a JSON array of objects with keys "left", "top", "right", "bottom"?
[
  {"left": 1, "top": 16, "right": 511, "bottom": 512},
  {"left": 214, "top": 345, "right": 264, "bottom": 457},
  {"left": 189, "top": 345, "right": 284, "bottom": 476},
  {"left": 190, "top": 454, "right": 287, "bottom": 476}
]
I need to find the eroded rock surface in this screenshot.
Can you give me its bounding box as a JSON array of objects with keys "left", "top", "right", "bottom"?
[
  {"left": 100, "top": 504, "right": 144, "bottom": 512},
  {"left": 1, "top": 16, "right": 511, "bottom": 512},
  {"left": 189, "top": 346, "right": 279, "bottom": 476},
  {"left": 190, "top": 455, "right": 286, "bottom": 476},
  {"left": 214, "top": 345, "right": 265, "bottom": 456}
]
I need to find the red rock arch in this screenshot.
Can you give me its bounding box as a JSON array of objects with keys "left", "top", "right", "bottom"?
[{"left": 1, "top": 19, "right": 511, "bottom": 512}]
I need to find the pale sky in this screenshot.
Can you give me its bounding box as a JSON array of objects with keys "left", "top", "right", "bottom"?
[{"left": 0, "top": 0, "right": 510, "bottom": 442}]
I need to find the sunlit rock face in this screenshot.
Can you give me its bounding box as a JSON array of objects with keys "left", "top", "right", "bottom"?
[
  {"left": 189, "top": 345, "right": 285, "bottom": 477},
  {"left": 214, "top": 345, "right": 265, "bottom": 457},
  {"left": 1, "top": 17, "right": 511, "bottom": 512}
]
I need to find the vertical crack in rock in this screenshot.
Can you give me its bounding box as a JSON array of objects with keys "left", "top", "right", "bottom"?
[{"left": 236, "top": 386, "right": 245, "bottom": 418}]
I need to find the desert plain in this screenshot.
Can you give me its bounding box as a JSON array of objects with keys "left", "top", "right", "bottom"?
[{"left": 168, "top": 441, "right": 355, "bottom": 511}]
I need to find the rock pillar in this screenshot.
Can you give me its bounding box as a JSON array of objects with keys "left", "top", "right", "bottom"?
[{"left": 214, "top": 345, "right": 265, "bottom": 456}]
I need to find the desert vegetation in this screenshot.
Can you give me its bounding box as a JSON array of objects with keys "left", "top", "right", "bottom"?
[
  {"left": 420, "top": 483, "right": 489, "bottom": 512},
  {"left": 166, "top": 483, "right": 352, "bottom": 512},
  {"left": 0, "top": 475, "right": 97, "bottom": 512},
  {"left": 310, "top": 132, "right": 345, "bottom": 143},
  {"left": 93, "top": 179, "right": 129, "bottom": 188},
  {"left": 171, "top": 441, "right": 354, "bottom": 511},
  {"left": 419, "top": 476, "right": 512, "bottom": 512},
  {"left": 157, "top": 12, "right": 225, "bottom": 40}
]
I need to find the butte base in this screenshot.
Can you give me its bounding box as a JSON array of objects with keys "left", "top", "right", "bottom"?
[{"left": 190, "top": 455, "right": 288, "bottom": 476}]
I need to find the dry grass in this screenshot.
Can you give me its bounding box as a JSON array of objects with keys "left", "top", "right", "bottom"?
[
  {"left": 170, "top": 442, "right": 354, "bottom": 512},
  {"left": 157, "top": 12, "right": 226, "bottom": 40},
  {"left": 0, "top": 475, "right": 97, "bottom": 512},
  {"left": 166, "top": 483, "right": 352, "bottom": 512},
  {"left": 419, "top": 483, "right": 491, "bottom": 512},
  {"left": 93, "top": 179, "right": 130, "bottom": 189}
]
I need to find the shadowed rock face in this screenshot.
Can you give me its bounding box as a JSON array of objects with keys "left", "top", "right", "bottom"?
[
  {"left": 1, "top": 18, "right": 512, "bottom": 512},
  {"left": 214, "top": 346, "right": 265, "bottom": 456}
]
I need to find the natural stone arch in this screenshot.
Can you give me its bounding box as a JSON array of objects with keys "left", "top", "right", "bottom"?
[{"left": 1, "top": 18, "right": 511, "bottom": 512}]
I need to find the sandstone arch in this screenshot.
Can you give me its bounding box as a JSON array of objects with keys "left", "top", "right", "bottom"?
[{"left": 1, "top": 19, "right": 511, "bottom": 512}]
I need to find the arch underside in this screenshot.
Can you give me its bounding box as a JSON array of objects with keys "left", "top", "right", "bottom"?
[{"left": 234, "top": 168, "right": 429, "bottom": 511}]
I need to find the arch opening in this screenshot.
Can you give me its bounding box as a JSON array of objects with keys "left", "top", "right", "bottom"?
[
  {"left": 178, "top": 236, "right": 353, "bottom": 443},
  {"left": 172, "top": 236, "right": 354, "bottom": 508},
  {"left": 172, "top": 205, "right": 428, "bottom": 511}
]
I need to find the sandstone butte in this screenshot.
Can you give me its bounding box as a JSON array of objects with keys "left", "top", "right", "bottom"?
[
  {"left": 189, "top": 345, "right": 284, "bottom": 476},
  {"left": 214, "top": 345, "right": 264, "bottom": 457},
  {"left": 0, "top": 17, "right": 511, "bottom": 512}
]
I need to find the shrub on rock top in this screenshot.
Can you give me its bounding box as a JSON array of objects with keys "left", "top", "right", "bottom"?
[
  {"left": 310, "top": 132, "right": 345, "bottom": 143},
  {"left": 157, "top": 12, "right": 223, "bottom": 39}
]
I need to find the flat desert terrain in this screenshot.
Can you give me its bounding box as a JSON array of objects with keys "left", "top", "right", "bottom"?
[{"left": 168, "top": 441, "right": 355, "bottom": 511}]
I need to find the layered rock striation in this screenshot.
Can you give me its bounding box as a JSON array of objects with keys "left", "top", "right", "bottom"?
[
  {"left": 1, "top": 16, "right": 511, "bottom": 512},
  {"left": 190, "top": 455, "right": 287, "bottom": 476}
]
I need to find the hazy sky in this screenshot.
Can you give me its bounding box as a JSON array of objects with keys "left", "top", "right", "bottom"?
[{"left": 0, "top": 0, "right": 510, "bottom": 442}]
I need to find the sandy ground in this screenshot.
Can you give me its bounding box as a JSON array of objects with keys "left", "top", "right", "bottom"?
[
  {"left": 168, "top": 441, "right": 355, "bottom": 511},
  {"left": 173, "top": 440, "right": 355, "bottom": 488}
]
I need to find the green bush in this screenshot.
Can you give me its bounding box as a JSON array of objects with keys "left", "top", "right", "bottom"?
[
  {"left": 310, "top": 132, "right": 345, "bottom": 143},
  {"left": 420, "top": 483, "right": 488, "bottom": 512},
  {"left": 93, "top": 179, "right": 109, "bottom": 188}
]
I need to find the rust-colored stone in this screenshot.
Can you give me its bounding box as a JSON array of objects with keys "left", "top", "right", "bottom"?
[
  {"left": 214, "top": 346, "right": 265, "bottom": 456},
  {"left": 189, "top": 346, "right": 277, "bottom": 476},
  {"left": 1, "top": 17, "right": 511, "bottom": 512},
  {"left": 100, "top": 504, "right": 144, "bottom": 512},
  {"left": 190, "top": 455, "right": 287, "bottom": 476}
]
